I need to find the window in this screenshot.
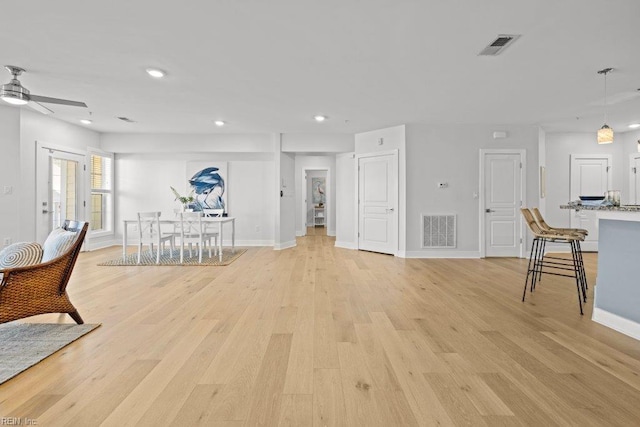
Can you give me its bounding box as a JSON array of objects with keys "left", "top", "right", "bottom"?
[{"left": 89, "top": 151, "right": 114, "bottom": 235}]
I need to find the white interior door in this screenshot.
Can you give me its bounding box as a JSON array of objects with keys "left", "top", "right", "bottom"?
[
  {"left": 570, "top": 154, "right": 612, "bottom": 251},
  {"left": 36, "top": 145, "right": 85, "bottom": 243},
  {"left": 483, "top": 151, "right": 523, "bottom": 257},
  {"left": 630, "top": 154, "right": 640, "bottom": 204},
  {"left": 358, "top": 151, "right": 398, "bottom": 255}
]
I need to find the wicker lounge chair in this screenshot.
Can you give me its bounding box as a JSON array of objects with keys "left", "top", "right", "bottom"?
[{"left": 0, "top": 220, "right": 88, "bottom": 324}]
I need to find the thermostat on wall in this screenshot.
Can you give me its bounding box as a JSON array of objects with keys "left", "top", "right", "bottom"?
[{"left": 493, "top": 131, "right": 507, "bottom": 139}]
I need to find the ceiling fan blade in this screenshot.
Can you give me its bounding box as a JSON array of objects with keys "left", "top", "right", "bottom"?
[
  {"left": 29, "top": 94, "right": 87, "bottom": 108},
  {"left": 28, "top": 101, "right": 54, "bottom": 115}
]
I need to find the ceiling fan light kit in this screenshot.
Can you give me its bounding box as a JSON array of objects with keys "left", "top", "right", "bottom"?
[
  {"left": 0, "top": 66, "right": 30, "bottom": 105},
  {"left": 0, "top": 65, "right": 88, "bottom": 112},
  {"left": 597, "top": 67, "right": 614, "bottom": 144}
]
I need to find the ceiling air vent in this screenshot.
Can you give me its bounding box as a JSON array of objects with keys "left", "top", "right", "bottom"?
[
  {"left": 478, "top": 34, "right": 521, "bottom": 56},
  {"left": 117, "top": 116, "right": 136, "bottom": 123}
]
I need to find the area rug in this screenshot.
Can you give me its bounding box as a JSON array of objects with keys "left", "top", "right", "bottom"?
[
  {"left": 98, "top": 248, "right": 246, "bottom": 266},
  {"left": 0, "top": 323, "right": 100, "bottom": 385}
]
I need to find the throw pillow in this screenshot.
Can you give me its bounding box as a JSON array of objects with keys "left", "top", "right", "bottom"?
[
  {"left": 0, "top": 242, "right": 44, "bottom": 271},
  {"left": 42, "top": 228, "right": 78, "bottom": 262}
]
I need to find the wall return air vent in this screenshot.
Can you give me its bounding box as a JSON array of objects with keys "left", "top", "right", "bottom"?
[
  {"left": 422, "top": 214, "right": 456, "bottom": 249},
  {"left": 478, "top": 34, "right": 521, "bottom": 56}
]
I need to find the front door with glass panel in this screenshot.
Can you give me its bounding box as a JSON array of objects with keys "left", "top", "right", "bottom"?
[{"left": 36, "top": 146, "right": 85, "bottom": 243}]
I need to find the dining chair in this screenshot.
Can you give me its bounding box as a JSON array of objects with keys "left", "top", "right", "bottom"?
[
  {"left": 202, "top": 209, "right": 223, "bottom": 255},
  {"left": 137, "top": 211, "right": 174, "bottom": 264},
  {"left": 202, "top": 208, "right": 224, "bottom": 217},
  {"left": 176, "top": 212, "right": 212, "bottom": 263}
]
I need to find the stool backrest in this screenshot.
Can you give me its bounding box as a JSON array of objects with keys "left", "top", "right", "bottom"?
[{"left": 521, "top": 208, "right": 545, "bottom": 237}]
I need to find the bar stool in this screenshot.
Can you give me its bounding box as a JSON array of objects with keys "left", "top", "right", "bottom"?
[
  {"left": 521, "top": 208, "right": 587, "bottom": 315},
  {"left": 531, "top": 207, "right": 588, "bottom": 291}
]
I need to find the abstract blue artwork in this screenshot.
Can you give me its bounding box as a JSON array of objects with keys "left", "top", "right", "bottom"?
[{"left": 186, "top": 162, "right": 227, "bottom": 212}]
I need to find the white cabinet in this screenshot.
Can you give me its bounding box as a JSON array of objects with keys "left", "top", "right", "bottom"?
[{"left": 314, "top": 207, "right": 325, "bottom": 227}]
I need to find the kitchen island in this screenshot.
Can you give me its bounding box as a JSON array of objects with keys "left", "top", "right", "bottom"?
[{"left": 560, "top": 204, "right": 640, "bottom": 340}]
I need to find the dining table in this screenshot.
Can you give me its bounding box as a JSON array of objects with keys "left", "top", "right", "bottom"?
[{"left": 122, "top": 216, "right": 235, "bottom": 262}]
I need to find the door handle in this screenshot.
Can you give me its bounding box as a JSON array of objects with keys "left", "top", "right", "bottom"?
[
  {"left": 485, "top": 209, "right": 495, "bottom": 213},
  {"left": 42, "top": 209, "right": 51, "bottom": 214}
]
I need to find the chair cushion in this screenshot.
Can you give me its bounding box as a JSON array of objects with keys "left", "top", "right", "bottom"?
[
  {"left": 42, "top": 228, "right": 78, "bottom": 262},
  {"left": 0, "top": 242, "right": 44, "bottom": 269}
]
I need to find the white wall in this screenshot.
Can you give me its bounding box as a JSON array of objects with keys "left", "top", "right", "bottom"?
[
  {"left": 335, "top": 153, "right": 356, "bottom": 249},
  {"left": 0, "top": 106, "right": 21, "bottom": 248},
  {"left": 355, "top": 125, "right": 407, "bottom": 253},
  {"left": 277, "top": 151, "right": 297, "bottom": 249},
  {"left": 19, "top": 110, "right": 101, "bottom": 243},
  {"left": 404, "top": 124, "right": 539, "bottom": 256},
  {"left": 294, "top": 155, "right": 336, "bottom": 236},
  {"left": 544, "top": 132, "right": 625, "bottom": 230},
  {"left": 116, "top": 152, "right": 275, "bottom": 246},
  {"left": 101, "top": 133, "right": 273, "bottom": 153},
  {"left": 281, "top": 133, "right": 354, "bottom": 153},
  {"left": 620, "top": 129, "right": 640, "bottom": 202}
]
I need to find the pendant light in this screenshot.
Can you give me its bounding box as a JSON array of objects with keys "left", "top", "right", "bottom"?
[{"left": 597, "top": 68, "right": 614, "bottom": 144}]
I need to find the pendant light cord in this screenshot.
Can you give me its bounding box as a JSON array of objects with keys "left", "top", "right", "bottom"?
[
  {"left": 604, "top": 71, "right": 608, "bottom": 124},
  {"left": 598, "top": 67, "right": 613, "bottom": 125}
]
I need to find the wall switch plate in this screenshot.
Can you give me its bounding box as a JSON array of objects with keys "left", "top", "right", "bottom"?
[
  {"left": 3, "top": 186, "right": 12, "bottom": 195},
  {"left": 3, "top": 237, "right": 11, "bottom": 245}
]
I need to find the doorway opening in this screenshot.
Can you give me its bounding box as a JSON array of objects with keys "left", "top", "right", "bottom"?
[{"left": 301, "top": 169, "right": 329, "bottom": 237}]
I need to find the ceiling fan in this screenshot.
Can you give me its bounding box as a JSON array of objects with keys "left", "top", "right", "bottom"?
[{"left": 0, "top": 65, "right": 87, "bottom": 114}]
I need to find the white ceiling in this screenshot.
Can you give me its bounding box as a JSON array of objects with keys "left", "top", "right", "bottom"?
[{"left": 1, "top": 0, "right": 639, "bottom": 135}]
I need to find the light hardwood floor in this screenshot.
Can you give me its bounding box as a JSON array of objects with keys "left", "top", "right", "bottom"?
[{"left": 2, "top": 231, "right": 640, "bottom": 426}]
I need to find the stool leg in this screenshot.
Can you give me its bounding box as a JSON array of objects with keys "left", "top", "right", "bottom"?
[
  {"left": 576, "top": 240, "right": 588, "bottom": 295},
  {"left": 523, "top": 237, "right": 538, "bottom": 302},
  {"left": 571, "top": 240, "right": 587, "bottom": 303},
  {"left": 532, "top": 237, "right": 546, "bottom": 291},
  {"left": 570, "top": 240, "right": 584, "bottom": 315}
]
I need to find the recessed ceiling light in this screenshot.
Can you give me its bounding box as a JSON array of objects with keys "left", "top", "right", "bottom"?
[
  {"left": 314, "top": 115, "right": 327, "bottom": 122},
  {"left": 80, "top": 119, "right": 92, "bottom": 125},
  {"left": 214, "top": 120, "right": 225, "bottom": 126},
  {"left": 629, "top": 123, "right": 640, "bottom": 129},
  {"left": 145, "top": 68, "right": 166, "bottom": 78}
]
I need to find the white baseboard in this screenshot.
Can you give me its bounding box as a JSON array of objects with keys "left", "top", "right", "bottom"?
[
  {"left": 334, "top": 241, "right": 357, "bottom": 250},
  {"left": 592, "top": 307, "right": 640, "bottom": 341},
  {"left": 399, "top": 250, "right": 481, "bottom": 259},
  {"left": 274, "top": 240, "right": 296, "bottom": 250}
]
